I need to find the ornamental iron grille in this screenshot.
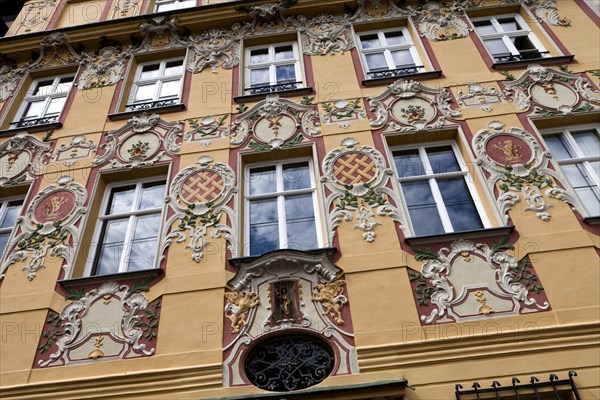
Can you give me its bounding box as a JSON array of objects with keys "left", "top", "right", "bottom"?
[
  {"left": 455, "top": 371, "right": 580, "bottom": 400},
  {"left": 244, "top": 335, "right": 335, "bottom": 392}
]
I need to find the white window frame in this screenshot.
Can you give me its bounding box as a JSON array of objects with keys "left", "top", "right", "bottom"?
[
  {"left": 355, "top": 27, "right": 424, "bottom": 78},
  {"left": 0, "top": 196, "right": 24, "bottom": 260},
  {"left": 243, "top": 157, "right": 323, "bottom": 256},
  {"left": 154, "top": 0, "right": 196, "bottom": 12},
  {"left": 471, "top": 14, "right": 548, "bottom": 61},
  {"left": 391, "top": 141, "right": 491, "bottom": 236},
  {"left": 85, "top": 177, "right": 167, "bottom": 276},
  {"left": 127, "top": 57, "right": 185, "bottom": 111},
  {"left": 244, "top": 42, "right": 303, "bottom": 95},
  {"left": 12, "top": 74, "right": 75, "bottom": 129},
  {"left": 541, "top": 124, "right": 600, "bottom": 217}
]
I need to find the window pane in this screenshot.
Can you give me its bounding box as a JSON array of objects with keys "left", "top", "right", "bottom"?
[
  {"left": 385, "top": 31, "right": 407, "bottom": 45},
  {"left": 572, "top": 131, "right": 600, "bottom": 158},
  {"left": 545, "top": 135, "right": 573, "bottom": 160},
  {"left": 359, "top": 34, "right": 381, "bottom": 49},
  {"left": 127, "top": 238, "right": 157, "bottom": 272},
  {"left": 274, "top": 45, "right": 294, "bottom": 60},
  {"left": 134, "top": 83, "right": 157, "bottom": 102},
  {"left": 562, "top": 164, "right": 593, "bottom": 188},
  {"left": 249, "top": 199, "right": 279, "bottom": 255},
  {"left": 102, "top": 219, "right": 129, "bottom": 245},
  {"left": 176, "top": 0, "right": 195, "bottom": 9},
  {"left": 394, "top": 150, "right": 425, "bottom": 178},
  {"left": 108, "top": 186, "right": 136, "bottom": 214},
  {"left": 0, "top": 233, "right": 9, "bottom": 258},
  {"left": 95, "top": 244, "right": 123, "bottom": 275},
  {"left": 250, "top": 48, "right": 269, "bottom": 64},
  {"left": 283, "top": 162, "right": 311, "bottom": 190},
  {"left": 133, "top": 214, "right": 161, "bottom": 240},
  {"left": 427, "top": 147, "right": 460, "bottom": 174},
  {"left": 497, "top": 17, "right": 520, "bottom": 32},
  {"left": 285, "top": 194, "right": 317, "bottom": 250},
  {"left": 32, "top": 80, "right": 54, "bottom": 96},
  {"left": 576, "top": 186, "right": 600, "bottom": 216},
  {"left": 275, "top": 64, "right": 296, "bottom": 83},
  {"left": 23, "top": 101, "right": 45, "bottom": 118},
  {"left": 365, "top": 53, "right": 388, "bottom": 71},
  {"left": 1, "top": 201, "right": 22, "bottom": 228},
  {"left": 402, "top": 181, "right": 444, "bottom": 236},
  {"left": 156, "top": 2, "right": 177, "bottom": 11},
  {"left": 511, "top": 36, "right": 537, "bottom": 52},
  {"left": 391, "top": 50, "right": 415, "bottom": 68},
  {"left": 55, "top": 77, "right": 73, "bottom": 93},
  {"left": 140, "top": 182, "right": 165, "bottom": 209},
  {"left": 159, "top": 79, "right": 181, "bottom": 99},
  {"left": 437, "top": 178, "right": 483, "bottom": 232},
  {"left": 45, "top": 96, "right": 66, "bottom": 116},
  {"left": 140, "top": 63, "right": 161, "bottom": 80},
  {"left": 484, "top": 39, "right": 509, "bottom": 55},
  {"left": 249, "top": 166, "right": 277, "bottom": 195},
  {"left": 250, "top": 68, "right": 270, "bottom": 86},
  {"left": 474, "top": 20, "right": 496, "bottom": 35},
  {"left": 164, "top": 60, "right": 183, "bottom": 76}
]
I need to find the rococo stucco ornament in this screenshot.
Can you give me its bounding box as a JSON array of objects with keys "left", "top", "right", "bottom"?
[
  {"left": 409, "top": 239, "right": 550, "bottom": 325},
  {"left": 473, "top": 120, "right": 579, "bottom": 222},
  {"left": 297, "top": 14, "right": 355, "bottom": 55},
  {"left": 77, "top": 45, "right": 131, "bottom": 90},
  {"left": 53, "top": 135, "right": 96, "bottom": 167},
  {"left": 223, "top": 250, "right": 357, "bottom": 387},
  {"left": 412, "top": 0, "right": 472, "bottom": 41},
  {"left": 321, "top": 99, "right": 367, "bottom": 128},
  {"left": 235, "top": 0, "right": 297, "bottom": 31},
  {"left": 0, "top": 132, "right": 51, "bottom": 188},
  {"left": 93, "top": 113, "right": 182, "bottom": 170},
  {"left": 369, "top": 79, "right": 462, "bottom": 132},
  {"left": 347, "top": 0, "right": 411, "bottom": 23},
  {"left": 186, "top": 27, "right": 243, "bottom": 73},
  {"left": 161, "top": 156, "right": 237, "bottom": 262},
  {"left": 321, "top": 138, "right": 406, "bottom": 242},
  {"left": 185, "top": 115, "right": 229, "bottom": 143},
  {"left": 503, "top": 64, "right": 600, "bottom": 115},
  {"left": 16, "top": 0, "right": 56, "bottom": 34},
  {"left": 229, "top": 94, "right": 320, "bottom": 148},
  {"left": 457, "top": 83, "right": 507, "bottom": 112},
  {"left": 0, "top": 176, "right": 87, "bottom": 281},
  {"left": 37, "top": 281, "right": 159, "bottom": 367}
]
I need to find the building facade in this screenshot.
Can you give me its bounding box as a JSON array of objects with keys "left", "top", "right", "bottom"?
[{"left": 0, "top": 0, "right": 599, "bottom": 398}]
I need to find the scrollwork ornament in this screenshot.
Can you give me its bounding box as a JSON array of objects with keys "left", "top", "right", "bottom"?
[
  {"left": 161, "top": 156, "right": 237, "bottom": 262},
  {"left": 297, "top": 14, "right": 355, "bottom": 55},
  {"left": 0, "top": 176, "right": 87, "bottom": 281},
  {"left": 321, "top": 138, "right": 407, "bottom": 241},
  {"left": 187, "top": 27, "right": 243, "bottom": 73},
  {"left": 414, "top": 239, "right": 549, "bottom": 325},
  {"left": 77, "top": 46, "right": 130, "bottom": 90},
  {"left": 412, "top": 1, "right": 472, "bottom": 41},
  {"left": 473, "top": 120, "right": 580, "bottom": 223},
  {"left": 0, "top": 132, "right": 51, "bottom": 188}
]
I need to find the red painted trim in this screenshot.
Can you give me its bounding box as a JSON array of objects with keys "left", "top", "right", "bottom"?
[
  {"left": 350, "top": 47, "right": 367, "bottom": 88},
  {"left": 59, "top": 84, "right": 78, "bottom": 125},
  {"left": 47, "top": 0, "right": 67, "bottom": 30},
  {"left": 0, "top": 93, "right": 13, "bottom": 123},
  {"left": 420, "top": 36, "right": 443, "bottom": 71},
  {"left": 575, "top": 0, "right": 600, "bottom": 28},
  {"left": 140, "top": 0, "right": 152, "bottom": 14},
  {"left": 303, "top": 54, "right": 315, "bottom": 90},
  {"left": 100, "top": 0, "right": 113, "bottom": 21},
  {"left": 468, "top": 30, "right": 496, "bottom": 72},
  {"left": 181, "top": 70, "right": 192, "bottom": 105},
  {"left": 108, "top": 77, "right": 126, "bottom": 114},
  {"left": 537, "top": 21, "right": 571, "bottom": 56},
  {"left": 231, "top": 64, "right": 240, "bottom": 103}
]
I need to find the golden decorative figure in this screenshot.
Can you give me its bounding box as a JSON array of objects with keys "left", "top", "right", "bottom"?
[
  {"left": 297, "top": 281, "right": 303, "bottom": 302},
  {"left": 44, "top": 195, "right": 67, "bottom": 220},
  {"left": 7, "top": 152, "right": 19, "bottom": 170},
  {"left": 493, "top": 140, "right": 523, "bottom": 163},
  {"left": 474, "top": 290, "right": 494, "bottom": 315},
  {"left": 103, "top": 294, "right": 112, "bottom": 305},
  {"left": 312, "top": 280, "right": 348, "bottom": 325},
  {"left": 224, "top": 291, "right": 260, "bottom": 333},
  {"left": 88, "top": 336, "right": 105, "bottom": 359},
  {"left": 461, "top": 251, "right": 472, "bottom": 262},
  {"left": 267, "top": 115, "right": 283, "bottom": 137},
  {"left": 541, "top": 82, "right": 559, "bottom": 100}
]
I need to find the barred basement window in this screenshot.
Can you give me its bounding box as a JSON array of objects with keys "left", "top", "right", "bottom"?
[{"left": 244, "top": 335, "right": 334, "bottom": 392}]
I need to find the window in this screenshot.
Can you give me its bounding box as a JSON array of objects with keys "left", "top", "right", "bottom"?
[
  {"left": 245, "top": 160, "right": 321, "bottom": 256},
  {"left": 11, "top": 74, "right": 74, "bottom": 129},
  {"left": 0, "top": 198, "right": 23, "bottom": 258},
  {"left": 127, "top": 58, "right": 184, "bottom": 111},
  {"left": 472, "top": 14, "right": 548, "bottom": 63},
  {"left": 244, "top": 43, "right": 302, "bottom": 95},
  {"left": 543, "top": 126, "right": 600, "bottom": 217},
  {"left": 392, "top": 143, "right": 489, "bottom": 237},
  {"left": 89, "top": 179, "right": 166, "bottom": 276},
  {"left": 356, "top": 28, "right": 424, "bottom": 80},
  {"left": 154, "top": 0, "right": 196, "bottom": 12}
]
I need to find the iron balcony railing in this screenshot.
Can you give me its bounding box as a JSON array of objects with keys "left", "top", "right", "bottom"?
[
  {"left": 244, "top": 81, "right": 302, "bottom": 95},
  {"left": 455, "top": 370, "right": 580, "bottom": 400},
  {"left": 493, "top": 51, "right": 550, "bottom": 63},
  {"left": 126, "top": 98, "right": 179, "bottom": 111},
  {"left": 366, "top": 65, "right": 424, "bottom": 79},
  {"left": 12, "top": 115, "right": 60, "bottom": 128}
]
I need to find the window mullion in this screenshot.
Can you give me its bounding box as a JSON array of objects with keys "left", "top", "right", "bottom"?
[
  {"left": 119, "top": 215, "right": 136, "bottom": 273},
  {"left": 501, "top": 35, "right": 519, "bottom": 55},
  {"left": 582, "top": 161, "right": 600, "bottom": 187},
  {"left": 383, "top": 49, "right": 396, "bottom": 69},
  {"left": 430, "top": 177, "right": 454, "bottom": 233}
]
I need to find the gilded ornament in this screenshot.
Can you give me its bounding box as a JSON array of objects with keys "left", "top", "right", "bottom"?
[
  {"left": 474, "top": 290, "right": 494, "bottom": 315},
  {"left": 88, "top": 336, "right": 105, "bottom": 359},
  {"left": 312, "top": 280, "right": 348, "bottom": 325},
  {"left": 224, "top": 291, "right": 260, "bottom": 333}
]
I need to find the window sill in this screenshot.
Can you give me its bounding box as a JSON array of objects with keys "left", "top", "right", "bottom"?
[
  {"left": 405, "top": 226, "right": 515, "bottom": 246},
  {"left": 58, "top": 268, "right": 163, "bottom": 288},
  {"left": 228, "top": 247, "right": 337, "bottom": 266},
  {"left": 583, "top": 216, "right": 600, "bottom": 225},
  {"left": 361, "top": 70, "right": 443, "bottom": 86},
  {"left": 108, "top": 103, "right": 186, "bottom": 121},
  {"left": 0, "top": 122, "right": 62, "bottom": 136},
  {"left": 233, "top": 87, "right": 313, "bottom": 104},
  {"left": 492, "top": 54, "right": 575, "bottom": 70}
]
